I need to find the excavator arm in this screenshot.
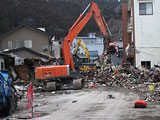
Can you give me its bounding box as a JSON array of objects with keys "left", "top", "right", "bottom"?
[
  {"left": 73, "top": 38, "right": 81, "bottom": 55},
  {"left": 74, "top": 38, "right": 90, "bottom": 63},
  {"left": 62, "top": 1, "right": 111, "bottom": 71}
]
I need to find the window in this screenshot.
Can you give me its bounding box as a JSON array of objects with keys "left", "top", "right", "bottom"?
[
  {"left": 139, "top": 2, "right": 153, "bottom": 15},
  {"left": 16, "top": 40, "right": 32, "bottom": 48},
  {"left": 43, "top": 45, "right": 48, "bottom": 51},
  {"left": 89, "top": 51, "right": 98, "bottom": 57},
  {"left": 16, "top": 41, "right": 24, "bottom": 48},
  {"left": 8, "top": 41, "right": 12, "bottom": 49},
  {"left": 141, "top": 61, "right": 151, "bottom": 68},
  {"left": 24, "top": 40, "right": 32, "bottom": 48}
]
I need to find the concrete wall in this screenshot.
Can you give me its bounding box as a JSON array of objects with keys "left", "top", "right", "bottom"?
[
  {"left": 134, "top": 0, "right": 160, "bottom": 67},
  {"left": 51, "top": 41, "right": 60, "bottom": 58},
  {"left": 0, "top": 27, "right": 50, "bottom": 55}
]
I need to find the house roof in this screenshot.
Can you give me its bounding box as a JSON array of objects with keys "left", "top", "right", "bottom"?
[
  {"left": 0, "top": 52, "right": 8, "bottom": 57},
  {"left": 0, "top": 52, "right": 14, "bottom": 59},
  {"left": 3, "top": 47, "right": 53, "bottom": 59},
  {"left": 0, "top": 24, "right": 51, "bottom": 39}
]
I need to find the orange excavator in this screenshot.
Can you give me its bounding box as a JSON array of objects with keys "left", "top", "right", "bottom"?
[{"left": 35, "top": 1, "right": 111, "bottom": 91}]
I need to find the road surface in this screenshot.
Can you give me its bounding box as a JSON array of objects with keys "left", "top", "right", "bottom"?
[{"left": 6, "top": 88, "right": 160, "bottom": 120}]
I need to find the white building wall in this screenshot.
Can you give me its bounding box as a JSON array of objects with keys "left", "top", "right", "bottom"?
[
  {"left": 71, "top": 36, "right": 104, "bottom": 57},
  {"left": 52, "top": 41, "right": 60, "bottom": 58},
  {"left": 85, "top": 43, "right": 104, "bottom": 55},
  {"left": 134, "top": 0, "right": 160, "bottom": 67}
]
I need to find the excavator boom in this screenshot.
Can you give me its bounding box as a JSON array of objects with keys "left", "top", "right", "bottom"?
[{"left": 62, "top": 1, "right": 110, "bottom": 71}]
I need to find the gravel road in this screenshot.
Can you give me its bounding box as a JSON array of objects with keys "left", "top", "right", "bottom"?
[
  {"left": 20, "top": 88, "right": 160, "bottom": 120},
  {"left": 3, "top": 88, "right": 160, "bottom": 120}
]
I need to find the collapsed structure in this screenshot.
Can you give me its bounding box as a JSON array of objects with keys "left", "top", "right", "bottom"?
[{"left": 80, "top": 64, "right": 160, "bottom": 103}]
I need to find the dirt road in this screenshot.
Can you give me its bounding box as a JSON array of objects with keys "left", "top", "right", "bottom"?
[{"left": 6, "top": 88, "right": 160, "bottom": 120}]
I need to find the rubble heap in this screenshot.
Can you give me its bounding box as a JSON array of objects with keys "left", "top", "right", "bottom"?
[{"left": 80, "top": 64, "right": 160, "bottom": 103}]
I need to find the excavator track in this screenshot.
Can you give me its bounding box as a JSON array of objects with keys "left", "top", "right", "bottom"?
[
  {"left": 45, "top": 81, "right": 57, "bottom": 91},
  {"left": 73, "top": 78, "right": 83, "bottom": 90},
  {"left": 44, "top": 78, "right": 83, "bottom": 91}
]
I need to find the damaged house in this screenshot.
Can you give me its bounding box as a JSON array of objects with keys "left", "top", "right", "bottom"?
[
  {"left": 0, "top": 53, "right": 8, "bottom": 70},
  {"left": 122, "top": 0, "right": 160, "bottom": 68},
  {"left": 0, "top": 53, "right": 15, "bottom": 78},
  {"left": 0, "top": 24, "right": 55, "bottom": 81},
  {"left": 0, "top": 24, "right": 51, "bottom": 55},
  {"left": 0, "top": 53, "right": 5, "bottom": 70}
]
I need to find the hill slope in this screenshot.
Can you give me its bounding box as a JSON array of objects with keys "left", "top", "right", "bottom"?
[{"left": 0, "top": 0, "right": 127, "bottom": 41}]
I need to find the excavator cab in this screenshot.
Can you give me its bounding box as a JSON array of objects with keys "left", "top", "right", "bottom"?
[
  {"left": 78, "top": 56, "right": 88, "bottom": 63},
  {"left": 58, "top": 56, "right": 80, "bottom": 74},
  {"left": 78, "top": 56, "right": 96, "bottom": 71}
]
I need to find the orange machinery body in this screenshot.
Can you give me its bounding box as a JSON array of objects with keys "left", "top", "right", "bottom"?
[{"left": 35, "top": 65, "right": 70, "bottom": 80}]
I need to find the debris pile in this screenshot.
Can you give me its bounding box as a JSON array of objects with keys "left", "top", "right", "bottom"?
[{"left": 80, "top": 64, "right": 160, "bottom": 103}]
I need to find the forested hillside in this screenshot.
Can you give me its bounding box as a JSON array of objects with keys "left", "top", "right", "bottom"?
[{"left": 0, "top": 0, "right": 127, "bottom": 40}]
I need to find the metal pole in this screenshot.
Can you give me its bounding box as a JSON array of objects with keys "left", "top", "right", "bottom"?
[
  {"left": 32, "top": 82, "right": 34, "bottom": 118},
  {"left": 70, "top": 3, "right": 91, "bottom": 30},
  {"left": 82, "top": 3, "right": 91, "bottom": 15},
  {"left": 107, "top": 27, "right": 112, "bottom": 37},
  {"left": 32, "top": 105, "right": 33, "bottom": 118}
]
